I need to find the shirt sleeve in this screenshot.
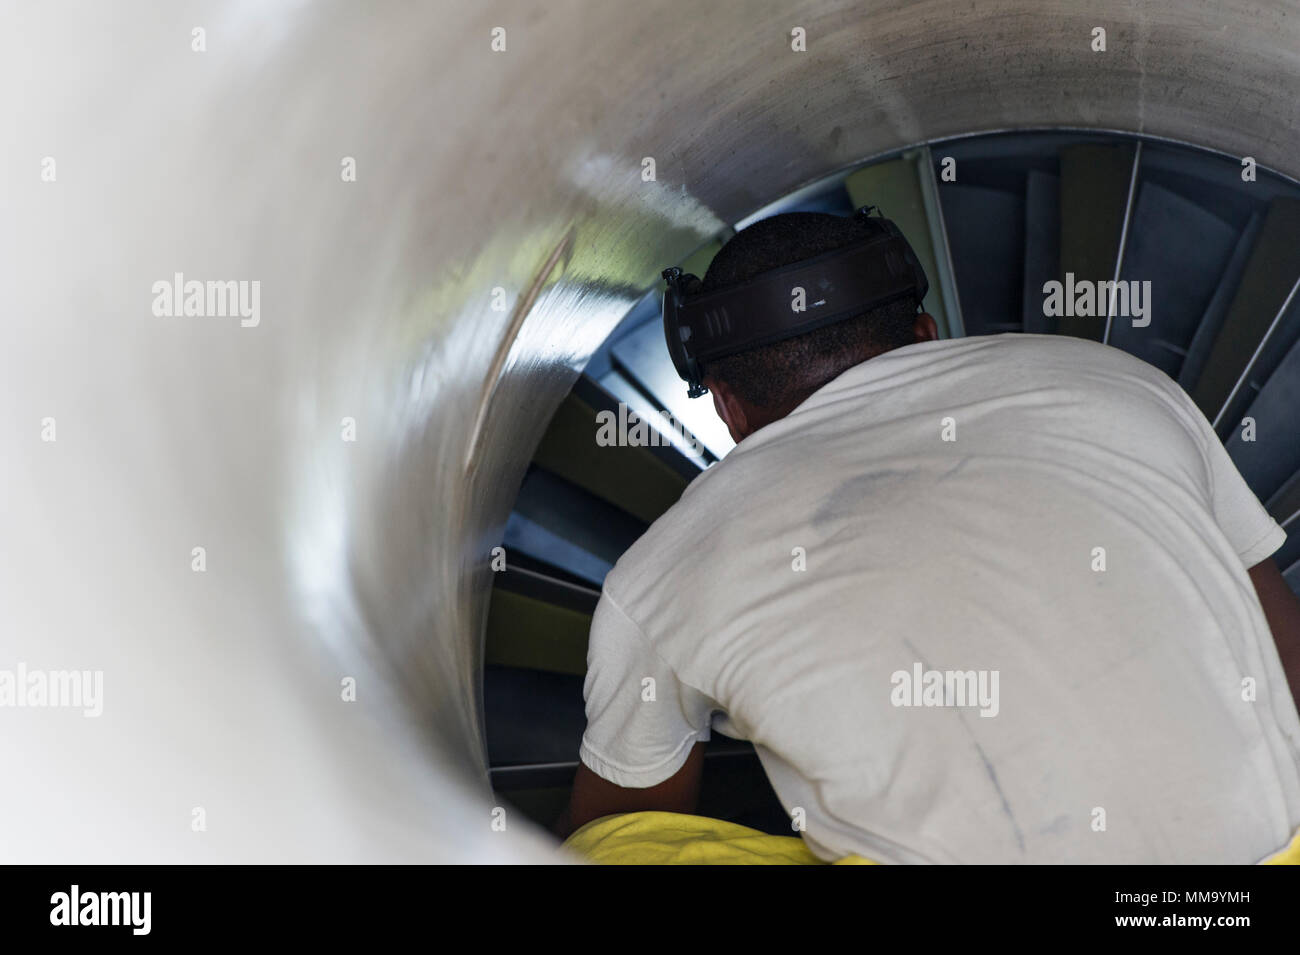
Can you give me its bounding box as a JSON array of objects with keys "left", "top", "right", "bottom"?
[
  {"left": 1181, "top": 391, "right": 1287, "bottom": 568},
  {"left": 579, "top": 590, "right": 715, "bottom": 788}
]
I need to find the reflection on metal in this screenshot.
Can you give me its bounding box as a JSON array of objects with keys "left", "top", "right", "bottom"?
[
  {"left": 5, "top": 0, "right": 1300, "bottom": 862},
  {"left": 1213, "top": 274, "right": 1300, "bottom": 430},
  {"left": 919, "top": 145, "right": 966, "bottom": 339},
  {"left": 464, "top": 227, "right": 576, "bottom": 477},
  {"left": 1102, "top": 141, "right": 1143, "bottom": 345}
]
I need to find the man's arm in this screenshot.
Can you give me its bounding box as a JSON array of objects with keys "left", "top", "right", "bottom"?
[
  {"left": 554, "top": 742, "right": 705, "bottom": 840},
  {"left": 560, "top": 588, "right": 716, "bottom": 841},
  {"left": 1249, "top": 557, "right": 1300, "bottom": 715}
]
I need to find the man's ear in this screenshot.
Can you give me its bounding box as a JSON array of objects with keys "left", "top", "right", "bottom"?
[
  {"left": 705, "top": 376, "right": 749, "bottom": 443},
  {"left": 913, "top": 311, "right": 939, "bottom": 343}
]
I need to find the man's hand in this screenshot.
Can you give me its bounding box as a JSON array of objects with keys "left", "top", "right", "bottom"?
[
  {"left": 554, "top": 742, "right": 706, "bottom": 840},
  {"left": 1249, "top": 557, "right": 1300, "bottom": 716}
]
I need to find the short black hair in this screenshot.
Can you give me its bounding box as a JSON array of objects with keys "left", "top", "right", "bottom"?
[{"left": 700, "top": 211, "right": 921, "bottom": 409}]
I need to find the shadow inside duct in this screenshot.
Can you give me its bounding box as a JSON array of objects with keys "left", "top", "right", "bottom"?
[{"left": 484, "top": 129, "right": 1300, "bottom": 838}]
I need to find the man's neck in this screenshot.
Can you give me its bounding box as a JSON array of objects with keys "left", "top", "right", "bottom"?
[{"left": 740, "top": 346, "right": 895, "bottom": 437}]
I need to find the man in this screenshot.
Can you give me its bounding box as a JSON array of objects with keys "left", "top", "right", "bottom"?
[{"left": 560, "top": 211, "right": 1300, "bottom": 863}]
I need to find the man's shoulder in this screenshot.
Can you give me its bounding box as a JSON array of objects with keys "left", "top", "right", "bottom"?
[
  {"left": 962, "top": 333, "right": 1187, "bottom": 396},
  {"left": 601, "top": 456, "right": 742, "bottom": 608},
  {"left": 991, "top": 331, "right": 1168, "bottom": 372}
]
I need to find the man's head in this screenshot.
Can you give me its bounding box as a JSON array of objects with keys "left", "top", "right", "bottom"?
[{"left": 697, "top": 212, "right": 938, "bottom": 442}]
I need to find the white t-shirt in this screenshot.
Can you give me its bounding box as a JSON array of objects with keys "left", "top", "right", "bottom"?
[{"left": 579, "top": 333, "right": 1300, "bottom": 864}]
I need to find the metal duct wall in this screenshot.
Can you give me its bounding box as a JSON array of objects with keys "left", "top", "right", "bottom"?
[{"left": 2, "top": 0, "right": 1297, "bottom": 862}]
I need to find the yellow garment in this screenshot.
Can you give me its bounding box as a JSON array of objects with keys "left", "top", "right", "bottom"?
[
  {"left": 563, "top": 811, "right": 873, "bottom": 865},
  {"left": 564, "top": 811, "right": 1300, "bottom": 865},
  {"left": 1261, "top": 826, "right": 1300, "bottom": 864}
]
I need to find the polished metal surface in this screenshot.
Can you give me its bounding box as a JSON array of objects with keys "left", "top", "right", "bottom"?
[{"left": 3, "top": 0, "right": 1298, "bottom": 861}]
